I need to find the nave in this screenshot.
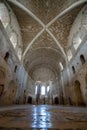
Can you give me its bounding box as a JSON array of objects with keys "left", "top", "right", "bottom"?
[{"left": 0, "top": 0, "right": 87, "bottom": 129}]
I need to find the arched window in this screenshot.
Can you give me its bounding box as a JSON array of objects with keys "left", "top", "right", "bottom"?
[
  {"left": 47, "top": 86, "right": 50, "bottom": 92},
  {"left": 4, "top": 52, "right": 9, "bottom": 61},
  {"left": 41, "top": 86, "right": 45, "bottom": 95},
  {"left": 67, "top": 50, "right": 72, "bottom": 61},
  {"left": 10, "top": 32, "right": 17, "bottom": 48},
  {"left": 73, "top": 33, "right": 82, "bottom": 50},
  {"left": 72, "top": 66, "right": 75, "bottom": 74},
  {"left": 80, "top": 55, "right": 85, "bottom": 64},
  {"left": 14, "top": 65, "right": 17, "bottom": 72},
  {"left": 17, "top": 48, "right": 22, "bottom": 60},
  {"left": 35, "top": 85, "right": 38, "bottom": 95},
  {"left": 0, "top": 3, "right": 10, "bottom": 28},
  {"left": 59, "top": 62, "right": 63, "bottom": 71}
]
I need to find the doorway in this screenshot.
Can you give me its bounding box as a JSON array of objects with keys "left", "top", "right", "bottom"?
[
  {"left": 28, "top": 96, "right": 32, "bottom": 104},
  {"left": 54, "top": 97, "right": 59, "bottom": 104},
  {"left": 74, "top": 80, "right": 85, "bottom": 106}
]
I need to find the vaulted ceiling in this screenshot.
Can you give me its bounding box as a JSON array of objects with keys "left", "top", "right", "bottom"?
[{"left": 6, "top": 0, "right": 87, "bottom": 82}]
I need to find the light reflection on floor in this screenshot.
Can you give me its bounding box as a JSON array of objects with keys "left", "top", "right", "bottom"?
[
  {"left": 31, "top": 106, "right": 52, "bottom": 128},
  {"left": 0, "top": 105, "right": 86, "bottom": 129}
]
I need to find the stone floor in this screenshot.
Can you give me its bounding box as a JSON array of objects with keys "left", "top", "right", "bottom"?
[{"left": 0, "top": 105, "right": 87, "bottom": 130}]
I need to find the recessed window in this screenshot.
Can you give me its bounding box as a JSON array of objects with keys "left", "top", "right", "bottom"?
[
  {"left": 35, "top": 85, "right": 38, "bottom": 95},
  {"left": 0, "top": 3, "right": 10, "bottom": 28},
  {"left": 41, "top": 86, "right": 45, "bottom": 95},
  {"left": 80, "top": 54, "right": 85, "bottom": 64},
  {"left": 72, "top": 66, "right": 75, "bottom": 74},
  {"left": 68, "top": 50, "right": 72, "bottom": 61},
  {"left": 17, "top": 48, "right": 22, "bottom": 60},
  {"left": 47, "top": 86, "right": 50, "bottom": 92},
  {"left": 10, "top": 32, "right": 17, "bottom": 48},
  {"left": 4, "top": 52, "right": 9, "bottom": 61},
  {"left": 59, "top": 62, "right": 63, "bottom": 71},
  {"left": 73, "top": 34, "right": 82, "bottom": 50},
  {"left": 14, "top": 65, "right": 17, "bottom": 72}
]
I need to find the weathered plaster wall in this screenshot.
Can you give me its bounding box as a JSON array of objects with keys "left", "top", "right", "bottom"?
[
  {"left": 61, "top": 5, "right": 87, "bottom": 106},
  {"left": 68, "top": 5, "right": 87, "bottom": 53},
  {"left": 0, "top": 21, "right": 28, "bottom": 105},
  {"left": 0, "top": 1, "right": 23, "bottom": 59},
  {"left": 68, "top": 41, "right": 87, "bottom": 105}
]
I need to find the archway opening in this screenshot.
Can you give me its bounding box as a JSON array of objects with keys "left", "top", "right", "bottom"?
[
  {"left": 28, "top": 96, "right": 32, "bottom": 104},
  {"left": 74, "top": 80, "right": 85, "bottom": 106},
  {"left": 3, "top": 80, "right": 17, "bottom": 105},
  {"left": 54, "top": 97, "right": 59, "bottom": 105}
]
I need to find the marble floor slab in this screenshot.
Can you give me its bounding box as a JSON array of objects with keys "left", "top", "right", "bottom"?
[{"left": 0, "top": 105, "right": 86, "bottom": 130}]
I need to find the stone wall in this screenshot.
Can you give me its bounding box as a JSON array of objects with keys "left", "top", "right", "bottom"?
[
  {"left": 61, "top": 5, "right": 87, "bottom": 106},
  {"left": 0, "top": 21, "right": 28, "bottom": 105},
  {"left": 68, "top": 41, "right": 87, "bottom": 106}
]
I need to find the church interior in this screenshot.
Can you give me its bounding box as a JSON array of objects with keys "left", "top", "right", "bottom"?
[{"left": 0, "top": 0, "right": 87, "bottom": 129}]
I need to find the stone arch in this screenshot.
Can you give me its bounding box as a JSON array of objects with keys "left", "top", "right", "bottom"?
[
  {"left": 0, "top": 68, "right": 5, "bottom": 96},
  {"left": 3, "top": 80, "right": 17, "bottom": 105},
  {"left": 74, "top": 80, "right": 85, "bottom": 106}
]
